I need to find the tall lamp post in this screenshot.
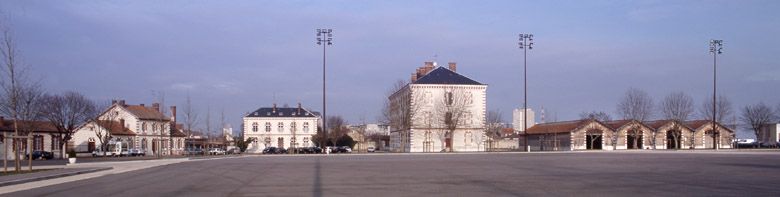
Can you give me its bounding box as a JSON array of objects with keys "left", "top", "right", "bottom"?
[
  {"left": 709, "top": 39, "right": 723, "bottom": 150},
  {"left": 317, "top": 29, "right": 333, "bottom": 149},
  {"left": 518, "top": 33, "right": 534, "bottom": 152}
]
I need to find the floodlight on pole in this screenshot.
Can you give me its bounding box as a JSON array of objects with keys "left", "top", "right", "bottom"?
[
  {"left": 709, "top": 39, "right": 722, "bottom": 150},
  {"left": 518, "top": 33, "right": 533, "bottom": 152},
  {"left": 317, "top": 29, "right": 332, "bottom": 150}
]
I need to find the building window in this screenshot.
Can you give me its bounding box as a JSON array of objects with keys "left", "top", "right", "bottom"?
[
  {"left": 446, "top": 92, "right": 453, "bottom": 105},
  {"left": 303, "top": 137, "right": 309, "bottom": 147},
  {"left": 265, "top": 122, "right": 271, "bottom": 132},
  {"left": 277, "top": 122, "right": 284, "bottom": 132},
  {"left": 264, "top": 137, "right": 271, "bottom": 147},
  {"left": 291, "top": 122, "right": 297, "bottom": 132},
  {"left": 252, "top": 122, "right": 259, "bottom": 132},
  {"left": 303, "top": 122, "right": 310, "bottom": 133},
  {"left": 152, "top": 122, "right": 158, "bottom": 132},
  {"left": 33, "top": 135, "right": 44, "bottom": 151},
  {"left": 142, "top": 122, "right": 147, "bottom": 131},
  {"left": 51, "top": 134, "right": 61, "bottom": 151}
]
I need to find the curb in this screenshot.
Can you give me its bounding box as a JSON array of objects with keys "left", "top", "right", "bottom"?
[{"left": 0, "top": 167, "right": 113, "bottom": 187}]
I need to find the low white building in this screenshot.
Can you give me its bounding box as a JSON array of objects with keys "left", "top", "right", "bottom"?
[
  {"left": 243, "top": 103, "right": 319, "bottom": 153},
  {"left": 0, "top": 118, "right": 62, "bottom": 159},
  {"left": 71, "top": 100, "right": 186, "bottom": 156},
  {"left": 389, "top": 61, "right": 487, "bottom": 152}
]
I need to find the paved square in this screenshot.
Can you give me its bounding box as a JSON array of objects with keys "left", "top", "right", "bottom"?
[{"left": 5, "top": 151, "right": 780, "bottom": 196}]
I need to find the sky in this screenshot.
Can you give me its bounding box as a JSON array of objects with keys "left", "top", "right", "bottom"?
[{"left": 0, "top": 0, "right": 778, "bottom": 137}]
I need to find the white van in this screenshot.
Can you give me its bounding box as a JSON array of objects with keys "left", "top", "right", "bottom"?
[{"left": 92, "top": 141, "right": 128, "bottom": 157}]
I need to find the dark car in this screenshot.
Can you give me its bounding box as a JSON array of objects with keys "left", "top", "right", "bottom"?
[{"left": 26, "top": 151, "right": 54, "bottom": 160}]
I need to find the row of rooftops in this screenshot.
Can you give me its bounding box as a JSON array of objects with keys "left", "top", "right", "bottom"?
[{"left": 524, "top": 119, "right": 731, "bottom": 135}]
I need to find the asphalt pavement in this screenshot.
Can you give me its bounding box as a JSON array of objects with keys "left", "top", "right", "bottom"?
[{"left": 4, "top": 151, "right": 780, "bottom": 196}]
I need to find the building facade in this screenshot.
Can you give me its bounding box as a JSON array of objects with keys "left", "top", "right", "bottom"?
[
  {"left": 389, "top": 62, "right": 487, "bottom": 152},
  {"left": 243, "top": 103, "right": 319, "bottom": 153},
  {"left": 71, "top": 100, "right": 186, "bottom": 156},
  {"left": 524, "top": 119, "right": 735, "bottom": 151},
  {"left": 0, "top": 118, "right": 62, "bottom": 159}
]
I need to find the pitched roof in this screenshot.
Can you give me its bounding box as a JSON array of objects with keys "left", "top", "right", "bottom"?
[
  {"left": 0, "top": 119, "right": 59, "bottom": 133},
  {"left": 245, "top": 107, "right": 318, "bottom": 118},
  {"left": 526, "top": 120, "right": 588, "bottom": 135},
  {"left": 94, "top": 120, "right": 136, "bottom": 136},
  {"left": 124, "top": 105, "right": 170, "bottom": 121},
  {"left": 413, "top": 67, "right": 483, "bottom": 85}
]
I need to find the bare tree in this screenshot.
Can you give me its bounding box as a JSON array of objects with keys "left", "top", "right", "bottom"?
[
  {"left": 91, "top": 101, "right": 118, "bottom": 156},
  {"left": 484, "top": 109, "right": 504, "bottom": 151},
  {"left": 740, "top": 102, "right": 776, "bottom": 144},
  {"left": 182, "top": 94, "right": 199, "bottom": 146},
  {"left": 660, "top": 92, "right": 694, "bottom": 121},
  {"left": 39, "top": 92, "right": 96, "bottom": 159},
  {"left": 579, "top": 111, "right": 612, "bottom": 122},
  {"left": 0, "top": 23, "right": 45, "bottom": 172},
  {"left": 660, "top": 92, "right": 694, "bottom": 148},
  {"left": 326, "top": 115, "right": 347, "bottom": 147},
  {"left": 617, "top": 88, "right": 655, "bottom": 149},
  {"left": 385, "top": 79, "right": 424, "bottom": 152},
  {"left": 617, "top": 88, "right": 654, "bottom": 121},
  {"left": 436, "top": 88, "right": 472, "bottom": 152},
  {"left": 698, "top": 95, "right": 733, "bottom": 123}
]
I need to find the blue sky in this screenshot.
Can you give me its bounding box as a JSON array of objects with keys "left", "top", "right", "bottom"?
[{"left": 1, "top": 1, "right": 778, "bottom": 136}]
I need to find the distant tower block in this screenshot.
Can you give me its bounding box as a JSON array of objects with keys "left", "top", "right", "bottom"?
[{"left": 513, "top": 108, "right": 536, "bottom": 132}]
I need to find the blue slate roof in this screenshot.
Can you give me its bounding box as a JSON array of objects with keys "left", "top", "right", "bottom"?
[
  {"left": 245, "top": 107, "right": 318, "bottom": 118},
  {"left": 413, "top": 67, "right": 483, "bottom": 85}
]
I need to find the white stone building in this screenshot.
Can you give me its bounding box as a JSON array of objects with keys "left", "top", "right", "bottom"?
[
  {"left": 513, "top": 108, "right": 535, "bottom": 133},
  {"left": 71, "top": 100, "right": 186, "bottom": 156},
  {"left": 243, "top": 103, "right": 319, "bottom": 153},
  {"left": 389, "top": 62, "right": 487, "bottom": 152}
]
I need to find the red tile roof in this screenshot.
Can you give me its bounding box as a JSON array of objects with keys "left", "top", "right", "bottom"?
[
  {"left": 124, "top": 105, "right": 170, "bottom": 121},
  {"left": 0, "top": 119, "right": 59, "bottom": 133},
  {"left": 94, "top": 120, "right": 135, "bottom": 136},
  {"left": 526, "top": 120, "right": 591, "bottom": 135}
]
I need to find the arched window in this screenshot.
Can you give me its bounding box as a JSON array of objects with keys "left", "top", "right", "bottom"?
[
  {"left": 252, "top": 122, "right": 259, "bottom": 132},
  {"left": 265, "top": 122, "right": 271, "bottom": 132},
  {"left": 142, "top": 138, "right": 148, "bottom": 150}
]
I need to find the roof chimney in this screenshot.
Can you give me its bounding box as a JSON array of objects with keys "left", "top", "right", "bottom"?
[
  {"left": 170, "top": 106, "right": 177, "bottom": 123},
  {"left": 297, "top": 103, "right": 302, "bottom": 115},
  {"left": 140, "top": 104, "right": 145, "bottom": 107},
  {"left": 152, "top": 103, "right": 160, "bottom": 112},
  {"left": 112, "top": 100, "right": 117, "bottom": 105},
  {"left": 411, "top": 73, "right": 417, "bottom": 83},
  {"left": 448, "top": 62, "right": 457, "bottom": 72},
  {"left": 272, "top": 103, "right": 277, "bottom": 113},
  {"left": 118, "top": 100, "right": 126, "bottom": 107},
  {"left": 424, "top": 61, "right": 434, "bottom": 68}
]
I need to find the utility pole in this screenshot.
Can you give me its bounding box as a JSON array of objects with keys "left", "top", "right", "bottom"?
[
  {"left": 709, "top": 39, "right": 723, "bottom": 150},
  {"left": 518, "top": 33, "right": 534, "bottom": 152},
  {"left": 316, "top": 29, "right": 333, "bottom": 150}
]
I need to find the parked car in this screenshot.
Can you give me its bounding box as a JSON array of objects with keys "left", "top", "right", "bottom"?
[
  {"left": 186, "top": 148, "right": 203, "bottom": 155},
  {"left": 128, "top": 148, "right": 145, "bottom": 156},
  {"left": 208, "top": 148, "right": 226, "bottom": 155},
  {"left": 339, "top": 146, "right": 352, "bottom": 153},
  {"left": 25, "top": 151, "right": 54, "bottom": 160},
  {"left": 367, "top": 147, "right": 375, "bottom": 152},
  {"left": 226, "top": 148, "right": 241, "bottom": 154},
  {"left": 262, "top": 147, "right": 279, "bottom": 154}
]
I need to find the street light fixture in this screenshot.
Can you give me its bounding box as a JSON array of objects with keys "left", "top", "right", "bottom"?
[
  {"left": 519, "top": 33, "right": 533, "bottom": 152},
  {"left": 709, "top": 39, "right": 723, "bottom": 150},
  {"left": 317, "top": 29, "right": 332, "bottom": 149}
]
